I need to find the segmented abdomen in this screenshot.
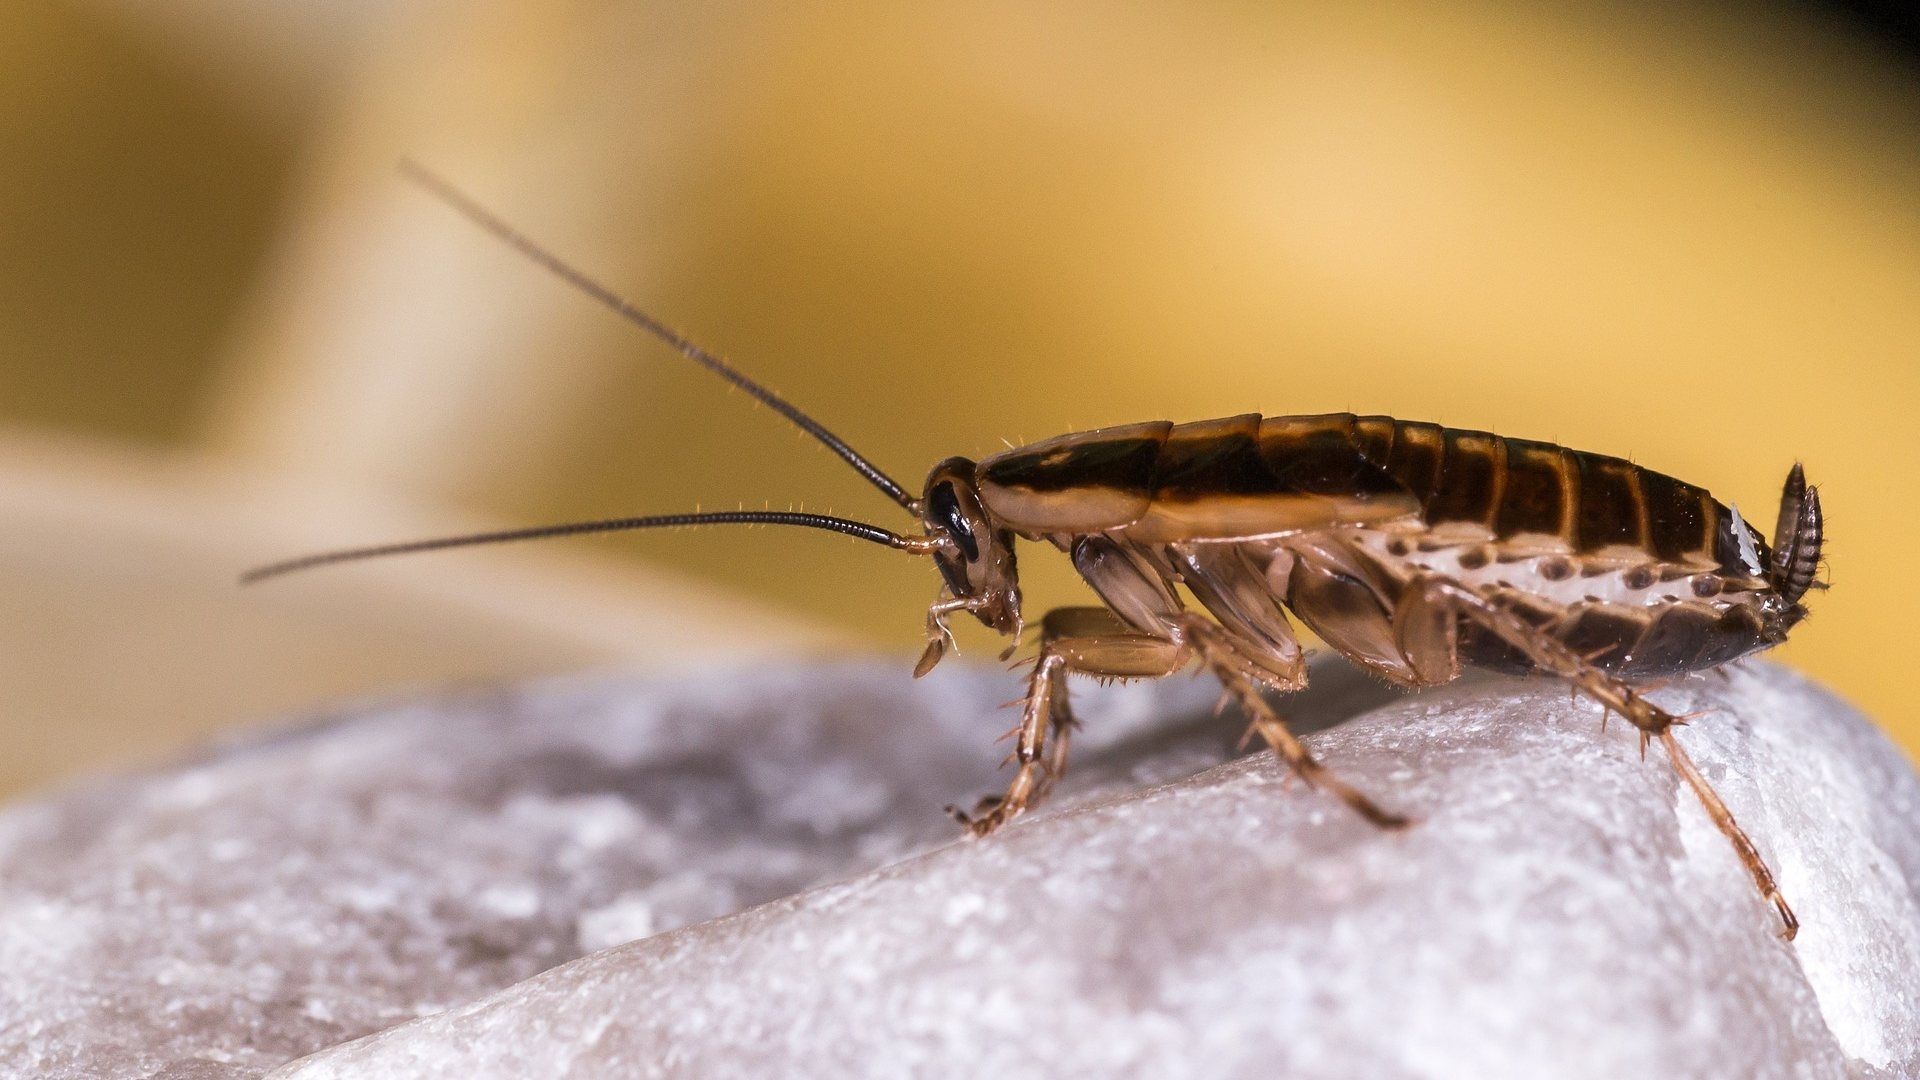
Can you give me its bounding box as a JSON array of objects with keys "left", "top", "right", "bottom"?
[
  {"left": 977, "top": 412, "right": 1731, "bottom": 566},
  {"left": 1339, "top": 415, "right": 1722, "bottom": 563}
]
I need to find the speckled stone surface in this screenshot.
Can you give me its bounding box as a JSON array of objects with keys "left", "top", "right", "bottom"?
[{"left": 0, "top": 660, "right": 1913, "bottom": 1079}]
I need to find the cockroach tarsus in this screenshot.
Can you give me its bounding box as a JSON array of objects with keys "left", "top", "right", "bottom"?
[{"left": 245, "top": 164, "right": 1824, "bottom": 942}]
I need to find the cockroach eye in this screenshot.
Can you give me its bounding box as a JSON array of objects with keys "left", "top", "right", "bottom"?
[{"left": 931, "top": 482, "right": 979, "bottom": 561}]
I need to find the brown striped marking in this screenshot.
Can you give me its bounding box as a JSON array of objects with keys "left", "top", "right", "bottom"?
[
  {"left": 978, "top": 413, "right": 1729, "bottom": 562},
  {"left": 978, "top": 414, "right": 1417, "bottom": 540},
  {"left": 974, "top": 420, "right": 1172, "bottom": 532},
  {"left": 1358, "top": 416, "right": 1721, "bottom": 562}
]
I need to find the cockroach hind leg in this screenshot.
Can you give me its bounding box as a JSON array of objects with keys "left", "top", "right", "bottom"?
[
  {"left": 1656, "top": 729, "right": 1798, "bottom": 941},
  {"left": 1405, "top": 575, "right": 1796, "bottom": 937},
  {"left": 1766, "top": 891, "right": 1801, "bottom": 941}
]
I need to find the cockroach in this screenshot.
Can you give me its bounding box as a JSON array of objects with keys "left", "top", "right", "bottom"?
[{"left": 247, "top": 163, "right": 1824, "bottom": 940}]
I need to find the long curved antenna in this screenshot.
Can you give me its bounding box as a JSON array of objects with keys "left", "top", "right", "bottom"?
[
  {"left": 242, "top": 510, "right": 929, "bottom": 585},
  {"left": 399, "top": 160, "right": 918, "bottom": 511}
]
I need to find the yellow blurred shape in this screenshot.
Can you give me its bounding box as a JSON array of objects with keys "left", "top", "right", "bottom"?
[{"left": 6, "top": 1, "right": 1916, "bottom": 770}]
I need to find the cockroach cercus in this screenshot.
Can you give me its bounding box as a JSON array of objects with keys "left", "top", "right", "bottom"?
[{"left": 248, "top": 163, "right": 1825, "bottom": 941}]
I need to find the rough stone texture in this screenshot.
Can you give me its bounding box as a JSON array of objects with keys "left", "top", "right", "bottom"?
[{"left": 0, "top": 660, "right": 1914, "bottom": 1079}]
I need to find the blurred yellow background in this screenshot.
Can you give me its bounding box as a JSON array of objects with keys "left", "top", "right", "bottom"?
[{"left": 1, "top": 0, "right": 1915, "bottom": 793}]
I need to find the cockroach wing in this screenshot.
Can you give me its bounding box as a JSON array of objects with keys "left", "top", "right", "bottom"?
[{"left": 977, "top": 414, "right": 1420, "bottom": 543}]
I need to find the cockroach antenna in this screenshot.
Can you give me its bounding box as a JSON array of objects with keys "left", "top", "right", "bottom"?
[
  {"left": 396, "top": 160, "right": 918, "bottom": 511},
  {"left": 240, "top": 510, "right": 930, "bottom": 585},
  {"left": 241, "top": 164, "right": 941, "bottom": 584}
]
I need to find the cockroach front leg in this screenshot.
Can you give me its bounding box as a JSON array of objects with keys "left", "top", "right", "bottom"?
[
  {"left": 1396, "top": 576, "right": 1798, "bottom": 940},
  {"left": 948, "top": 645, "right": 1070, "bottom": 836},
  {"left": 953, "top": 607, "right": 1184, "bottom": 836}
]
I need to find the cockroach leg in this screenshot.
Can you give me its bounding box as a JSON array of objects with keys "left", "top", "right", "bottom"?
[
  {"left": 1178, "top": 616, "right": 1410, "bottom": 830},
  {"left": 1045, "top": 705, "right": 1076, "bottom": 783},
  {"left": 1398, "top": 575, "right": 1797, "bottom": 940},
  {"left": 948, "top": 648, "right": 1063, "bottom": 833},
  {"left": 1659, "top": 729, "right": 1798, "bottom": 939},
  {"left": 953, "top": 607, "right": 1182, "bottom": 836}
]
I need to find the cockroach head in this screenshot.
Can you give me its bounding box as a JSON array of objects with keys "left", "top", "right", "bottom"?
[{"left": 920, "top": 457, "right": 1021, "bottom": 634}]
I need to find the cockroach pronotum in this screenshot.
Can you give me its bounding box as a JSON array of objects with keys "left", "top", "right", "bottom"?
[{"left": 247, "top": 163, "right": 1824, "bottom": 940}]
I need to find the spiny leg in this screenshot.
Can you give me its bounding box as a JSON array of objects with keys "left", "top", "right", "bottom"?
[
  {"left": 953, "top": 607, "right": 1183, "bottom": 836},
  {"left": 1397, "top": 575, "right": 1797, "bottom": 940},
  {"left": 1177, "top": 615, "right": 1411, "bottom": 830},
  {"left": 950, "top": 648, "right": 1068, "bottom": 835}
]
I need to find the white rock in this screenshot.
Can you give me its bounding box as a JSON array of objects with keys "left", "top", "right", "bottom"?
[{"left": 0, "top": 660, "right": 1913, "bottom": 1079}]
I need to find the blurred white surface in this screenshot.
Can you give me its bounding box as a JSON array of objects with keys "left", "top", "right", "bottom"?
[{"left": 0, "top": 659, "right": 1911, "bottom": 1077}]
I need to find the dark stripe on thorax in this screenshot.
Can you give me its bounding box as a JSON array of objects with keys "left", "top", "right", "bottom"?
[
  {"left": 1150, "top": 414, "right": 1270, "bottom": 497},
  {"left": 1144, "top": 413, "right": 1409, "bottom": 503},
  {"left": 977, "top": 422, "right": 1170, "bottom": 495}
]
